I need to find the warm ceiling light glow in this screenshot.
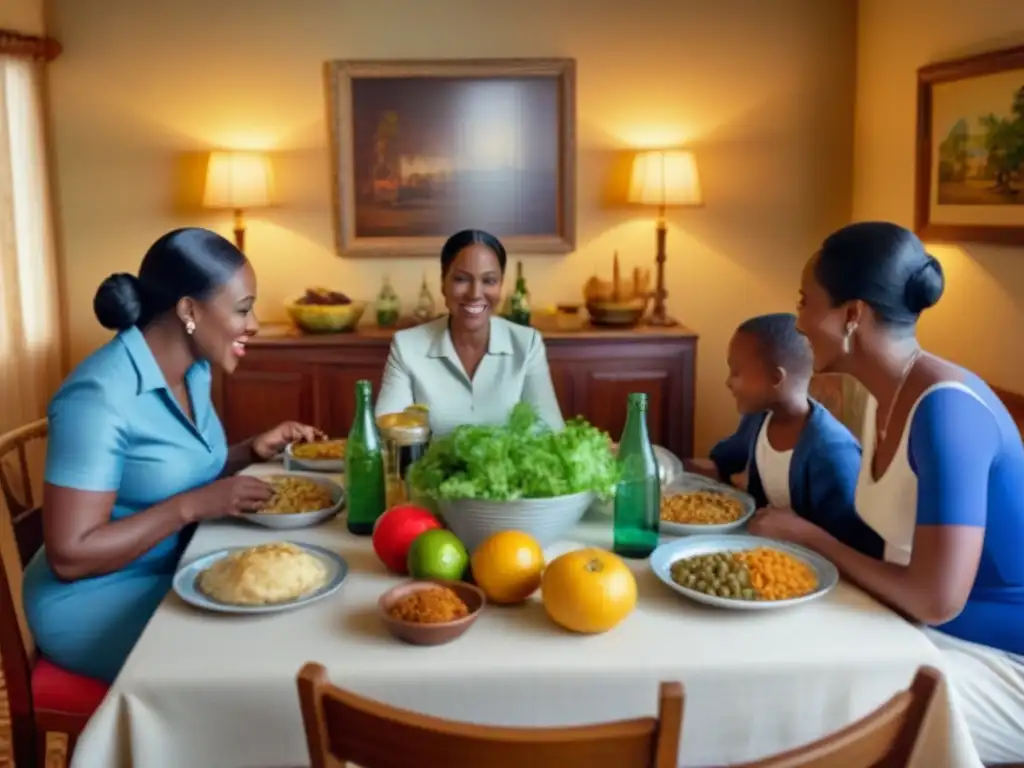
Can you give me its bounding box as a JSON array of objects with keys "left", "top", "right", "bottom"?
[
  {"left": 203, "top": 151, "right": 274, "bottom": 209},
  {"left": 628, "top": 150, "right": 703, "bottom": 207}
]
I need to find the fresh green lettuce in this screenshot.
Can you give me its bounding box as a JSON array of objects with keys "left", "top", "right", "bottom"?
[{"left": 407, "top": 402, "right": 619, "bottom": 501}]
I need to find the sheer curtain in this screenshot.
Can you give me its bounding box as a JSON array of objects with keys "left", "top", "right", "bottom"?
[{"left": 0, "top": 53, "right": 62, "bottom": 436}]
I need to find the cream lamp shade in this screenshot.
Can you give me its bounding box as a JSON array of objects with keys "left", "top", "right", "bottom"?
[
  {"left": 628, "top": 150, "right": 702, "bottom": 208},
  {"left": 203, "top": 151, "right": 274, "bottom": 209},
  {"left": 202, "top": 151, "right": 274, "bottom": 252}
]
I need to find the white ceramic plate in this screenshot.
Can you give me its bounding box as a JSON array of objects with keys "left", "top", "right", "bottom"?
[
  {"left": 172, "top": 542, "right": 349, "bottom": 615},
  {"left": 649, "top": 534, "right": 839, "bottom": 611},
  {"left": 241, "top": 472, "right": 345, "bottom": 530},
  {"left": 284, "top": 440, "right": 346, "bottom": 472},
  {"left": 659, "top": 474, "right": 757, "bottom": 536}
]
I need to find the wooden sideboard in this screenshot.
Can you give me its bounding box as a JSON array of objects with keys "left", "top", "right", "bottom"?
[{"left": 211, "top": 322, "right": 699, "bottom": 460}]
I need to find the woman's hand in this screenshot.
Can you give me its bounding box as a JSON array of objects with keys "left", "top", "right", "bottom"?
[
  {"left": 251, "top": 421, "right": 326, "bottom": 461},
  {"left": 748, "top": 507, "right": 821, "bottom": 547},
  {"left": 182, "top": 476, "right": 275, "bottom": 521}
]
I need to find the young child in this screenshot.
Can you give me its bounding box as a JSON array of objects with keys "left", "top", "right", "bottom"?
[{"left": 703, "top": 313, "right": 883, "bottom": 558}]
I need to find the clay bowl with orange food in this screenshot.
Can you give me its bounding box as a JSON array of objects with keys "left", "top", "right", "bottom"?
[{"left": 378, "top": 579, "right": 486, "bottom": 646}]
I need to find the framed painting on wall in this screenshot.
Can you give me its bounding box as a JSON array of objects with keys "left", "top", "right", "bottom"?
[
  {"left": 915, "top": 44, "right": 1024, "bottom": 245},
  {"left": 324, "top": 58, "right": 577, "bottom": 257}
]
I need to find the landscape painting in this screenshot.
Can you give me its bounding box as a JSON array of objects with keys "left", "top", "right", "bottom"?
[
  {"left": 325, "top": 59, "right": 576, "bottom": 257},
  {"left": 935, "top": 75, "right": 1024, "bottom": 206},
  {"left": 915, "top": 45, "right": 1024, "bottom": 245}
]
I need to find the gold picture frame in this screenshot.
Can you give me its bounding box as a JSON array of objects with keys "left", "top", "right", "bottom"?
[
  {"left": 915, "top": 44, "right": 1024, "bottom": 245},
  {"left": 324, "top": 58, "right": 577, "bottom": 257}
]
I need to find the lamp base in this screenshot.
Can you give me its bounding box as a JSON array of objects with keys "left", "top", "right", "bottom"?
[{"left": 647, "top": 216, "right": 678, "bottom": 328}]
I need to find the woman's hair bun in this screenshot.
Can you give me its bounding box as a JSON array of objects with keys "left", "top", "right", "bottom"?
[
  {"left": 903, "top": 254, "right": 945, "bottom": 314},
  {"left": 94, "top": 273, "right": 144, "bottom": 331}
]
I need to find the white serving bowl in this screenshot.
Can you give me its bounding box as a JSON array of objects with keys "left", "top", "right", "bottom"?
[
  {"left": 241, "top": 472, "right": 345, "bottom": 530},
  {"left": 438, "top": 491, "right": 595, "bottom": 553}
]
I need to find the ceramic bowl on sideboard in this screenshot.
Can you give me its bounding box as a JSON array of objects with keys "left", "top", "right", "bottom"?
[{"left": 378, "top": 579, "right": 485, "bottom": 646}]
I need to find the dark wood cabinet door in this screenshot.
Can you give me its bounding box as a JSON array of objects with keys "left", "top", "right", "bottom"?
[
  {"left": 547, "top": 360, "right": 576, "bottom": 420},
  {"left": 584, "top": 368, "right": 670, "bottom": 445},
  {"left": 317, "top": 365, "right": 386, "bottom": 437},
  {"left": 216, "top": 363, "right": 316, "bottom": 444},
  {"left": 546, "top": 335, "right": 695, "bottom": 459}
]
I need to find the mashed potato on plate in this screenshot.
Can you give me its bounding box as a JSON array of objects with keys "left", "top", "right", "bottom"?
[{"left": 197, "top": 542, "right": 329, "bottom": 606}]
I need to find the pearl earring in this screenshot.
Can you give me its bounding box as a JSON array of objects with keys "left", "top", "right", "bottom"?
[
  {"left": 842, "top": 322, "right": 857, "bottom": 354},
  {"left": 185, "top": 318, "right": 196, "bottom": 335}
]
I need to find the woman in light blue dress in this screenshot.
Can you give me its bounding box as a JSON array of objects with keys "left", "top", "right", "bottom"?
[{"left": 22, "top": 228, "right": 321, "bottom": 683}]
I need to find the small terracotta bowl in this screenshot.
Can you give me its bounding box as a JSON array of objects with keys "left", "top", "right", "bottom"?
[{"left": 378, "top": 579, "right": 485, "bottom": 646}]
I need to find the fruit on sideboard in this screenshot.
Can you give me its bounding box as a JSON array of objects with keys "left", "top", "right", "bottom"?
[
  {"left": 295, "top": 286, "right": 352, "bottom": 306},
  {"left": 541, "top": 548, "right": 637, "bottom": 634},
  {"left": 407, "top": 529, "right": 469, "bottom": 582},
  {"left": 372, "top": 505, "right": 442, "bottom": 575},
  {"left": 470, "top": 531, "right": 544, "bottom": 605}
]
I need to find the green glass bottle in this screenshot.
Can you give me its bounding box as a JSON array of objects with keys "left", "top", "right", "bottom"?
[
  {"left": 345, "top": 380, "right": 386, "bottom": 535},
  {"left": 613, "top": 393, "right": 660, "bottom": 558},
  {"left": 375, "top": 275, "right": 400, "bottom": 328},
  {"left": 508, "top": 261, "right": 531, "bottom": 327}
]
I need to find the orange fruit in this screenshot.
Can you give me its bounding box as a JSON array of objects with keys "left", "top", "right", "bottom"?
[
  {"left": 470, "top": 531, "right": 545, "bottom": 605},
  {"left": 541, "top": 548, "right": 636, "bottom": 633}
]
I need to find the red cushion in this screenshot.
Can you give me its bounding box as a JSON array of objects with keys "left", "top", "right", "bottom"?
[{"left": 31, "top": 658, "right": 109, "bottom": 715}]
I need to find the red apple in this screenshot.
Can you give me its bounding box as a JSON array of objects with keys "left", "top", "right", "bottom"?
[{"left": 372, "top": 505, "right": 442, "bottom": 574}]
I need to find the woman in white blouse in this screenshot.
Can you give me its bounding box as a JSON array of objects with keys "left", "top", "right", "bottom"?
[{"left": 375, "top": 229, "right": 564, "bottom": 435}]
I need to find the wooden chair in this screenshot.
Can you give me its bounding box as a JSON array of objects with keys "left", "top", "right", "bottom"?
[
  {"left": 733, "top": 666, "right": 940, "bottom": 768},
  {"left": 296, "top": 662, "right": 683, "bottom": 768},
  {"left": 992, "top": 384, "right": 1024, "bottom": 439},
  {"left": 0, "top": 419, "right": 108, "bottom": 767}
]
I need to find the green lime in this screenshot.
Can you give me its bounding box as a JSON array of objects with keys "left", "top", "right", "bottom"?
[{"left": 407, "top": 529, "right": 469, "bottom": 581}]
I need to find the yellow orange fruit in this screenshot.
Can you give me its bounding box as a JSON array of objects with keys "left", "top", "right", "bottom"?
[
  {"left": 470, "top": 531, "right": 545, "bottom": 605},
  {"left": 541, "top": 548, "right": 637, "bottom": 633}
]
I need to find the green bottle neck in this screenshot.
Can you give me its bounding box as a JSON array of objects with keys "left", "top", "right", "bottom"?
[
  {"left": 618, "top": 404, "right": 650, "bottom": 452},
  {"left": 350, "top": 388, "right": 379, "bottom": 443}
]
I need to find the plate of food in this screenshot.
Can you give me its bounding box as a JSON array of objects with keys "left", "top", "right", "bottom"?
[
  {"left": 173, "top": 541, "right": 348, "bottom": 615},
  {"left": 284, "top": 438, "right": 347, "bottom": 472},
  {"left": 658, "top": 474, "right": 756, "bottom": 536},
  {"left": 649, "top": 534, "right": 839, "bottom": 610},
  {"left": 242, "top": 473, "right": 344, "bottom": 529}
]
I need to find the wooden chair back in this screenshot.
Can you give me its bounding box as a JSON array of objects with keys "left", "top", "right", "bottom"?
[
  {"left": 734, "top": 666, "right": 941, "bottom": 768},
  {"left": 0, "top": 418, "right": 48, "bottom": 767},
  {"left": 296, "top": 662, "right": 683, "bottom": 768},
  {"left": 992, "top": 385, "right": 1024, "bottom": 439}
]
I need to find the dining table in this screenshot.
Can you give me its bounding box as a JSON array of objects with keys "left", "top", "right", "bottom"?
[{"left": 69, "top": 462, "right": 983, "bottom": 768}]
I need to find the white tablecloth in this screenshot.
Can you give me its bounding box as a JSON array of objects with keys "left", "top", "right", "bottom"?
[{"left": 71, "top": 465, "right": 982, "bottom": 768}]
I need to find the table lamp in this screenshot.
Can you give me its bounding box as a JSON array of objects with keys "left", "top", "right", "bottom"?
[
  {"left": 628, "top": 149, "right": 703, "bottom": 327},
  {"left": 202, "top": 151, "right": 274, "bottom": 253}
]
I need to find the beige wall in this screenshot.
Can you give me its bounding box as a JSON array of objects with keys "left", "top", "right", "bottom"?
[
  {"left": 854, "top": 0, "right": 1024, "bottom": 392},
  {"left": 46, "top": 0, "right": 857, "bottom": 453},
  {"left": 0, "top": 0, "right": 44, "bottom": 34}
]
